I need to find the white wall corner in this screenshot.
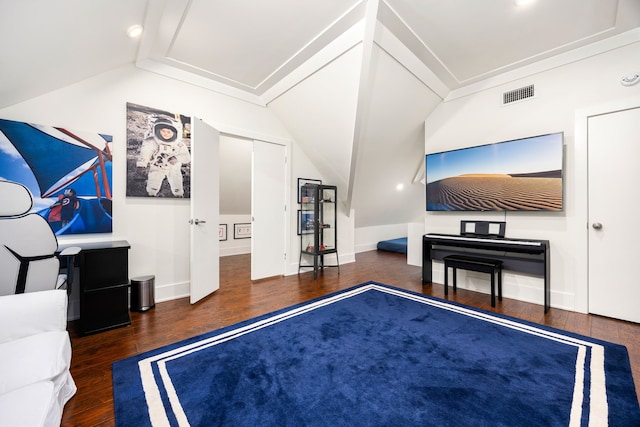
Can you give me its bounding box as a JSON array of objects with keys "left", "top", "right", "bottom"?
[{"left": 407, "top": 222, "right": 424, "bottom": 266}]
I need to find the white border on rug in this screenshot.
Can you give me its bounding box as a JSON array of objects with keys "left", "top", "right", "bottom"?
[{"left": 137, "top": 283, "right": 607, "bottom": 427}]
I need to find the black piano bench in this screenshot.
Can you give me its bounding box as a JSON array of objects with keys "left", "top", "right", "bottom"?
[{"left": 443, "top": 255, "right": 503, "bottom": 307}]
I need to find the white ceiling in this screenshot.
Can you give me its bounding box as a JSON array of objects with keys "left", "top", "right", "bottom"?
[{"left": 1, "top": 0, "right": 638, "bottom": 109}]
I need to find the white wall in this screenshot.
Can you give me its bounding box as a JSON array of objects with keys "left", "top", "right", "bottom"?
[
  {"left": 355, "top": 223, "right": 407, "bottom": 253},
  {"left": 220, "top": 135, "right": 251, "bottom": 216},
  {"left": 407, "top": 222, "right": 424, "bottom": 267},
  {"left": 423, "top": 41, "right": 640, "bottom": 311},
  {"left": 0, "top": 64, "right": 326, "bottom": 301},
  {"left": 219, "top": 215, "right": 251, "bottom": 256}
]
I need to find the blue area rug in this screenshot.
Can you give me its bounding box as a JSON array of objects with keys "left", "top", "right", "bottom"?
[{"left": 113, "top": 282, "right": 640, "bottom": 426}]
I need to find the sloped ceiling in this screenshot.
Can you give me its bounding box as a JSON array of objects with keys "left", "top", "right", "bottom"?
[
  {"left": 1, "top": 0, "right": 639, "bottom": 227},
  {"left": 350, "top": 45, "right": 442, "bottom": 227},
  {"left": 267, "top": 43, "right": 363, "bottom": 205}
]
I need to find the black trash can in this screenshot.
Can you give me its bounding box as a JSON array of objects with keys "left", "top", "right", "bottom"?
[{"left": 130, "top": 275, "right": 155, "bottom": 311}]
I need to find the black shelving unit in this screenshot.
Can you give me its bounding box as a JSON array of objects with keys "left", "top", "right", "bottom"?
[{"left": 298, "top": 184, "right": 339, "bottom": 279}]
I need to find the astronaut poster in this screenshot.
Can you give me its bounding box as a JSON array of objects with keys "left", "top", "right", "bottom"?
[
  {"left": 126, "top": 102, "right": 192, "bottom": 198},
  {"left": 0, "top": 118, "right": 113, "bottom": 236}
]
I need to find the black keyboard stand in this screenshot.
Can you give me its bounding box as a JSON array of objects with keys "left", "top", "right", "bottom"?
[{"left": 423, "top": 233, "right": 550, "bottom": 313}]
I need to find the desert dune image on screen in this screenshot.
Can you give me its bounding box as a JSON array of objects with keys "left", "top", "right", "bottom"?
[{"left": 426, "top": 133, "right": 563, "bottom": 211}]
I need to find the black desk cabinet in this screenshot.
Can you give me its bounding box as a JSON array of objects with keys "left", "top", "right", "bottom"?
[{"left": 63, "top": 240, "right": 131, "bottom": 335}]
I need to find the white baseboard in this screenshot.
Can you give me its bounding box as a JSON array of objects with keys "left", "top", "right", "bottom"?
[
  {"left": 355, "top": 243, "right": 377, "bottom": 253},
  {"left": 153, "top": 251, "right": 359, "bottom": 301},
  {"left": 428, "top": 263, "right": 575, "bottom": 311},
  {"left": 220, "top": 247, "right": 250, "bottom": 257},
  {"left": 155, "top": 281, "right": 190, "bottom": 303}
]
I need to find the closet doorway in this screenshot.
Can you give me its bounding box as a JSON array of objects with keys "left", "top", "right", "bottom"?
[{"left": 219, "top": 134, "right": 288, "bottom": 280}]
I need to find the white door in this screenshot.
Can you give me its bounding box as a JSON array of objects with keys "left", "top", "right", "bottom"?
[
  {"left": 588, "top": 106, "right": 640, "bottom": 322},
  {"left": 190, "top": 118, "right": 220, "bottom": 304},
  {"left": 251, "top": 140, "right": 286, "bottom": 280}
]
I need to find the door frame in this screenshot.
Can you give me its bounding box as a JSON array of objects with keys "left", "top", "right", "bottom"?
[
  {"left": 574, "top": 95, "right": 640, "bottom": 313},
  {"left": 213, "top": 123, "right": 292, "bottom": 276}
]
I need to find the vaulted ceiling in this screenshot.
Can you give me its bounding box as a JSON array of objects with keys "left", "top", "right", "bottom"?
[
  {"left": 1, "top": 0, "right": 638, "bottom": 226},
  {"left": 3, "top": 0, "right": 637, "bottom": 107}
]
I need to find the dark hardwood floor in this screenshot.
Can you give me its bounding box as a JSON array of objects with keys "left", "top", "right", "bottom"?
[{"left": 61, "top": 250, "right": 640, "bottom": 426}]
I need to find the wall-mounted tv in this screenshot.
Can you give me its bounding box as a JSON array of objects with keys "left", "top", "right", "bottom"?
[{"left": 426, "top": 132, "right": 563, "bottom": 211}]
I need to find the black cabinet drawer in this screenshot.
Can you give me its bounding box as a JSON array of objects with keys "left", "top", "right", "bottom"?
[
  {"left": 80, "top": 248, "right": 129, "bottom": 291},
  {"left": 80, "top": 285, "right": 131, "bottom": 335}
]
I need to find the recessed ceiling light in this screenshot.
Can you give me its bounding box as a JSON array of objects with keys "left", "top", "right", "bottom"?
[
  {"left": 396, "top": 184, "right": 404, "bottom": 191},
  {"left": 126, "top": 24, "right": 144, "bottom": 39},
  {"left": 514, "top": 0, "right": 536, "bottom": 6}
]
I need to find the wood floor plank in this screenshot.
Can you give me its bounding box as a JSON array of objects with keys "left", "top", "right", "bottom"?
[{"left": 61, "top": 250, "right": 640, "bottom": 426}]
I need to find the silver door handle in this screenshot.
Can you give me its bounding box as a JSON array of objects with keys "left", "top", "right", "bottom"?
[
  {"left": 592, "top": 222, "right": 603, "bottom": 230},
  {"left": 189, "top": 219, "right": 207, "bottom": 225}
]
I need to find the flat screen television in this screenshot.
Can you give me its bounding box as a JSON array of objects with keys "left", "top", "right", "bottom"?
[{"left": 426, "top": 132, "right": 563, "bottom": 211}]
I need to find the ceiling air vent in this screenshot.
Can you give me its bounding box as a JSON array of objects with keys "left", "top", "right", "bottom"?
[{"left": 502, "top": 84, "right": 535, "bottom": 105}]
